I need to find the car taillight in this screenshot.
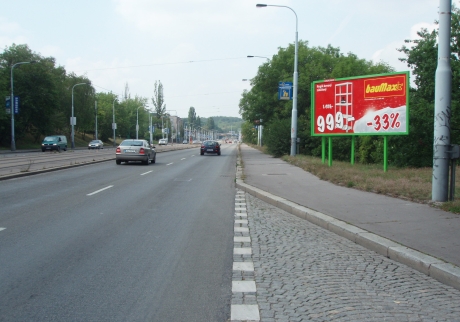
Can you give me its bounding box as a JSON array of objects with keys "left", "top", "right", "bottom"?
[
  {"left": 139, "top": 148, "right": 145, "bottom": 154},
  {"left": 116, "top": 147, "right": 121, "bottom": 153},
  {"left": 201, "top": 145, "right": 205, "bottom": 148}
]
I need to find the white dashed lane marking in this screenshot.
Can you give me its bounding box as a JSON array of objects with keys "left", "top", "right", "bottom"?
[
  {"left": 166, "top": 162, "right": 174, "bottom": 166},
  {"left": 140, "top": 170, "right": 153, "bottom": 176},
  {"left": 87, "top": 185, "right": 113, "bottom": 196},
  {"left": 233, "top": 262, "right": 254, "bottom": 271},
  {"left": 0, "top": 228, "right": 5, "bottom": 232},
  {"left": 233, "top": 248, "right": 252, "bottom": 255},
  {"left": 232, "top": 281, "right": 257, "bottom": 292},
  {"left": 231, "top": 189, "right": 260, "bottom": 321},
  {"left": 231, "top": 305, "right": 260, "bottom": 321},
  {"left": 234, "top": 236, "right": 250, "bottom": 242}
]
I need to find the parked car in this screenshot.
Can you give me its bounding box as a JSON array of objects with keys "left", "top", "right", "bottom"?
[
  {"left": 116, "top": 139, "right": 156, "bottom": 165},
  {"left": 158, "top": 138, "right": 167, "bottom": 145},
  {"left": 88, "top": 139, "right": 104, "bottom": 149},
  {"left": 41, "top": 135, "right": 67, "bottom": 152},
  {"left": 200, "top": 140, "right": 221, "bottom": 156},
  {"left": 182, "top": 140, "right": 188, "bottom": 144}
]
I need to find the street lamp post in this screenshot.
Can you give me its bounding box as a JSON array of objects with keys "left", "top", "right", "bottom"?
[
  {"left": 95, "top": 101, "right": 98, "bottom": 140},
  {"left": 112, "top": 97, "right": 117, "bottom": 146},
  {"left": 10, "top": 61, "right": 35, "bottom": 151},
  {"left": 136, "top": 105, "right": 144, "bottom": 140},
  {"left": 71, "top": 82, "right": 87, "bottom": 149},
  {"left": 166, "top": 110, "right": 177, "bottom": 144},
  {"left": 256, "top": 3, "right": 298, "bottom": 156},
  {"left": 150, "top": 112, "right": 153, "bottom": 145}
]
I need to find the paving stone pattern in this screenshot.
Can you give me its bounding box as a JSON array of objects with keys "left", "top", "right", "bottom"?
[{"left": 244, "top": 192, "right": 460, "bottom": 322}]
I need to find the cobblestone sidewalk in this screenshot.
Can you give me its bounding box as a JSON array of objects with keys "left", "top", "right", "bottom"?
[{"left": 233, "top": 190, "right": 460, "bottom": 322}]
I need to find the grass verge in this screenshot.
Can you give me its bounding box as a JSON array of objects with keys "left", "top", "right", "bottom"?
[{"left": 245, "top": 144, "right": 460, "bottom": 214}]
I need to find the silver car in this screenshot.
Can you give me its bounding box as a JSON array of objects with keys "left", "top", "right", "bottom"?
[
  {"left": 88, "top": 139, "right": 104, "bottom": 149},
  {"left": 116, "top": 139, "right": 156, "bottom": 165}
]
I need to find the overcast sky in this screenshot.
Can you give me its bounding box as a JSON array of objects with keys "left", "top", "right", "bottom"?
[{"left": 1, "top": 0, "right": 452, "bottom": 118}]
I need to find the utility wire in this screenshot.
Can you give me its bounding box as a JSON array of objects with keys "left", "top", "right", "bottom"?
[{"left": 73, "top": 57, "right": 246, "bottom": 72}]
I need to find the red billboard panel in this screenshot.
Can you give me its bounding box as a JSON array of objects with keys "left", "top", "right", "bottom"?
[{"left": 311, "top": 72, "right": 409, "bottom": 136}]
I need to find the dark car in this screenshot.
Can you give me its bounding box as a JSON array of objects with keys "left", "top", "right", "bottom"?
[
  {"left": 200, "top": 140, "right": 221, "bottom": 156},
  {"left": 116, "top": 139, "right": 156, "bottom": 165}
]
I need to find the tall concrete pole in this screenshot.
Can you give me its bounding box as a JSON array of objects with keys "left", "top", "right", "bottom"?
[
  {"left": 11, "top": 61, "right": 34, "bottom": 151},
  {"left": 95, "top": 101, "right": 98, "bottom": 140},
  {"left": 71, "top": 83, "right": 87, "bottom": 149},
  {"left": 432, "top": 0, "right": 452, "bottom": 202},
  {"left": 112, "top": 97, "right": 117, "bottom": 147},
  {"left": 256, "top": 4, "right": 298, "bottom": 155}
]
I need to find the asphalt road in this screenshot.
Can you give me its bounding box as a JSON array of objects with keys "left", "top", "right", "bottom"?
[{"left": 0, "top": 144, "right": 238, "bottom": 321}]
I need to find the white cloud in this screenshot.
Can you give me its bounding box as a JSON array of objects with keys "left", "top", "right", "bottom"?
[
  {"left": 410, "top": 22, "right": 437, "bottom": 39},
  {"left": 0, "top": 17, "right": 28, "bottom": 49},
  {"left": 113, "top": 0, "right": 279, "bottom": 41},
  {"left": 38, "top": 45, "right": 63, "bottom": 59},
  {"left": 371, "top": 40, "right": 407, "bottom": 71},
  {"left": 326, "top": 14, "right": 353, "bottom": 45}
]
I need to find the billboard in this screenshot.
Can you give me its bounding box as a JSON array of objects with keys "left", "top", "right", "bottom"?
[{"left": 311, "top": 72, "right": 409, "bottom": 136}]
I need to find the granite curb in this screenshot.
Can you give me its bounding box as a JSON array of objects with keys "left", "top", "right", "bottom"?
[{"left": 235, "top": 153, "right": 460, "bottom": 292}]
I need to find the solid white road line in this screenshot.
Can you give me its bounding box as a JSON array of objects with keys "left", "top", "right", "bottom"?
[
  {"left": 140, "top": 170, "right": 153, "bottom": 176},
  {"left": 87, "top": 185, "right": 113, "bottom": 196}
]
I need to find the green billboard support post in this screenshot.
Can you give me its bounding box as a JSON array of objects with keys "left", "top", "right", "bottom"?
[
  {"left": 351, "top": 136, "right": 355, "bottom": 165},
  {"left": 328, "top": 137, "right": 333, "bottom": 167},
  {"left": 322, "top": 137, "right": 326, "bottom": 164},
  {"left": 384, "top": 136, "right": 388, "bottom": 172}
]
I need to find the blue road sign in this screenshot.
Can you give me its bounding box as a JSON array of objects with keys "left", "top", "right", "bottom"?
[
  {"left": 14, "top": 96, "right": 19, "bottom": 114},
  {"left": 278, "top": 82, "right": 293, "bottom": 101}
]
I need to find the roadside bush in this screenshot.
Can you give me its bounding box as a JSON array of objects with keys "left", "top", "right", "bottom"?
[{"left": 264, "top": 118, "right": 291, "bottom": 157}]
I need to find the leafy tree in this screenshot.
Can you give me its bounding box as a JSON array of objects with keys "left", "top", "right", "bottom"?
[
  {"left": 264, "top": 118, "right": 291, "bottom": 157},
  {"left": 241, "top": 121, "right": 257, "bottom": 145},
  {"left": 395, "top": 5, "right": 460, "bottom": 166},
  {"left": 206, "top": 117, "right": 215, "bottom": 130},
  {"left": 240, "top": 41, "right": 392, "bottom": 158},
  {"left": 94, "top": 92, "right": 116, "bottom": 142},
  {"left": 188, "top": 107, "right": 197, "bottom": 128},
  {"left": 152, "top": 80, "right": 166, "bottom": 117}
]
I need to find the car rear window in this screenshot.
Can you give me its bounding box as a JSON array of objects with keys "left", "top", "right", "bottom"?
[{"left": 120, "top": 140, "right": 144, "bottom": 146}]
